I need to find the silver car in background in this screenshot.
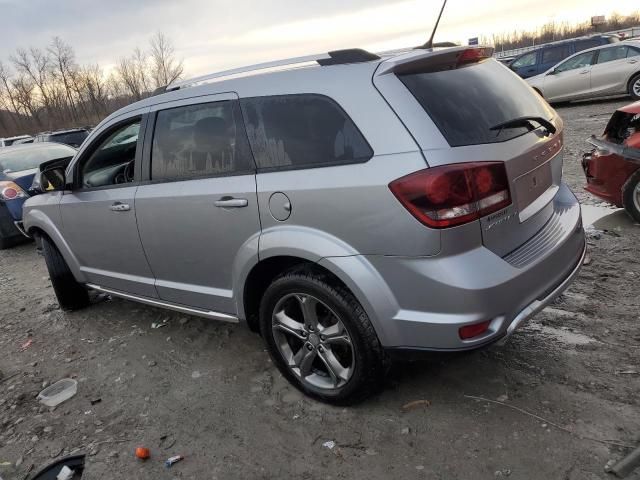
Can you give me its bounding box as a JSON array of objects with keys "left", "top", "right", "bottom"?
[
  {"left": 22, "top": 46, "right": 585, "bottom": 404},
  {"left": 527, "top": 41, "right": 640, "bottom": 102}
]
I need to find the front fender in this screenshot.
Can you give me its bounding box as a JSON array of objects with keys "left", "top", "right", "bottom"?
[{"left": 24, "top": 202, "right": 86, "bottom": 283}]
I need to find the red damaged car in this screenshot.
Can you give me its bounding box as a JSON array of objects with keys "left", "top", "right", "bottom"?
[{"left": 582, "top": 101, "right": 640, "bottom": 222}]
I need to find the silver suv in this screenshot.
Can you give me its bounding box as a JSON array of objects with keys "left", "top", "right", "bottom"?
[{"left": 23, "top": 47, "right": 586, "bottom": 404}]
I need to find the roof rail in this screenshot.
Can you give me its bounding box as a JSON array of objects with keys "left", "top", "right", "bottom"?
[{"left": 166, "top": 49, "right": 380, "bottom": 92}]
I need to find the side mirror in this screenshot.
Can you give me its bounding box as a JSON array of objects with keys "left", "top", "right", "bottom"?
[
  {"left": 29, "top": 156, "right": 72, "bottom": 194},
  {"left": 547, "top": 69, "right": 556, "bottom": 76}
]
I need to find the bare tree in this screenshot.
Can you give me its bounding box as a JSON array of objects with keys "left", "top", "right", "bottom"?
[
  {"left": 0, "top": 33, "right": 186, "bottom": 136},
  {"left": 10, "top": 47, "right": 55, "bottom": 125},
  {"left": 115, "top": 47, "right": 152, "bottom": 101},
  {"left": 149, "top": 32, "right": 184, "bottom": 87},
  {"left": 0, "top": 62, "right": 22, "bottom": 128},
  {"left": 11, "top": 75, "right": 41, "bottom": 125},
  {"left": 49, "top": 36, "right": 80, "bottom": 122}
]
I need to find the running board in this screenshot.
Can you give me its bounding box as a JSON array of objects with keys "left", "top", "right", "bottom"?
[{"left": 86, "top": 284, "right": 239, "bottom": 323}]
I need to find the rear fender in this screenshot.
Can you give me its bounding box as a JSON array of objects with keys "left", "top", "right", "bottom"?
[{"left": 234, "top": 225, "right": 399, "bottom": 345}]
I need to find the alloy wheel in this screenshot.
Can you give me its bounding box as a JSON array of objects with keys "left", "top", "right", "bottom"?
[
  {"left": 271, "top": 293, "right": 354, "bottom": 391},
  {"left": 634, "top": 78, "right": 640, "bottom": 98}
]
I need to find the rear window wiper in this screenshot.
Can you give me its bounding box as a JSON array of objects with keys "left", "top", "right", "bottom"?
[{"left": 490, "top": 116, "right": 557, "bottom": 137}]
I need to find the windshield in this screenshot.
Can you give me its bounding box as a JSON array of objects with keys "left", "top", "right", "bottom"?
[
  {"left": 398, "top": 59, "right": 555, "bottom": 147},
  {"left": 0, "top": 144, "right": 76, "bottom": 174}
]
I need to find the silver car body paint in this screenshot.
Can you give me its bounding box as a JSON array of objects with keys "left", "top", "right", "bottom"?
[
  {"left": 527, "top": 41, "right": 640, "bottom": 102},
  {"left": 23, "top": 46, "right": 585, "bottom": 351}
]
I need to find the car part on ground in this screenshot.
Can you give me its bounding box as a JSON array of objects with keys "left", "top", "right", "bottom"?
[
  {"left": 22, "top": 46, "right": 585, "bottom": 403},
  {"left": 582, "top": 101, "right": 640, "bottom": 222}
]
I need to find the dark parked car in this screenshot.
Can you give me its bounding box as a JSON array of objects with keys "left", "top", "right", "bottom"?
[
  {"left": 34, "top": 128, "right": 90, "bottom": 148},
  {"left": 0, "top": 143, "right": 76, "bottom": 248},
  {"left": 582, "top": 101, "right": 640, "bottom": 221},
  {"left": 510, "top": 35, "right": 620, "bottom": 78}
]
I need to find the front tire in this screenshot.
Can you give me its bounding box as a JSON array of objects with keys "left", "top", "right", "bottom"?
[
  {"left": 259, "top": 269, "right": 386, "bottom": 405},
  {"left": 629, "top": 73, "right": 640, "bottom": 101},
  {"left": 41, "top": 235, "right": 90, "bottom": 311},
  {"left": 622, "top": 170, "right": 640, "bottom": 223}
]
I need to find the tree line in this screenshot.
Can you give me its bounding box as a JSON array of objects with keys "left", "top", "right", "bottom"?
[
  {"left": 486, "top": 11, "right": 640, "bottom": 53},
  {"left": 0, "top": 32, "right": 184, "bottom": 138}
]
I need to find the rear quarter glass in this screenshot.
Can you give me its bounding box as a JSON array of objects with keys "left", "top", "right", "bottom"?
[{"left": 398, "top": 59, "right": 555, "bottom": 147}]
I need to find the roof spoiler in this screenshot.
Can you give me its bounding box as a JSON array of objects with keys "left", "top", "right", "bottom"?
[{"left": 376, "top": 46, "right": 494, "bottom": 76}]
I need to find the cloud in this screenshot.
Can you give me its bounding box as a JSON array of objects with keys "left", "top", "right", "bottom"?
[{"left": 0, "top": 0, "right": 638, "bottom": 77}]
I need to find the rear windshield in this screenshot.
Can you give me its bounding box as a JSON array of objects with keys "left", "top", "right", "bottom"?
[
  {"left": 0, "top": 144, "right": 76, "bottom": 174},
  {"left": 398, "top": 59, "right": 555, "bottom": 147}
]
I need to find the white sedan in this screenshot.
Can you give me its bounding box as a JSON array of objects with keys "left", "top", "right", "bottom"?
[{"left": 527, "top": 41, "right": 640, "bottom": 103}]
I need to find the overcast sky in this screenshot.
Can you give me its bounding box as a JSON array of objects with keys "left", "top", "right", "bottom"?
[{"left": 0, "top": 0, "right": 637, "bottom": 77}]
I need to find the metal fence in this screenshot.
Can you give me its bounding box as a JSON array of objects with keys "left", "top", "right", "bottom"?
[{"left": 493, "top": 26, "right": 640, "bottom": 59}]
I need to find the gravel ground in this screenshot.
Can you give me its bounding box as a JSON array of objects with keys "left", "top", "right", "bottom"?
[{"left": 1, "top": 98, "right": 639, "bottom": 480}]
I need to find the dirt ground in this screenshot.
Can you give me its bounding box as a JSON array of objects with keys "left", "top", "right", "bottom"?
[{"left": 1, "top": 98, "right": 639, "bottom": 480}]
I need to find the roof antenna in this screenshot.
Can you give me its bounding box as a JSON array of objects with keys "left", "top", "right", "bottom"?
[{"left": 422, "top": 0, "right": 448, "bottom": 49}]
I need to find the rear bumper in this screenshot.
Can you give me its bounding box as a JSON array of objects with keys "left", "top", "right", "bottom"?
[
  {"left": 360, "top": 183, "right": 585, "bottom": 350},
  {"left": 582, "top": 148, "right": 640, "bottom": 208}
]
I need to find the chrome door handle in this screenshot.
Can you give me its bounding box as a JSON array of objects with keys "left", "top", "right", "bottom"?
[
  {"left": 214, "top": 197, "right": 248, "bottom": 208},
  {"left": 110, "top": 202, "right": 130, "bottom": 212},
  {"left": 628, "top": 59, "right": 638, "bottom": 64},
  {"left": 579, "top": 70, "right": 589, "bottom": 75}
]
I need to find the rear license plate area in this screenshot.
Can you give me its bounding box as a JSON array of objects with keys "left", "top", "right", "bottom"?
[{"left": 514, "top": 160, "right": 553, "bottom": 213}]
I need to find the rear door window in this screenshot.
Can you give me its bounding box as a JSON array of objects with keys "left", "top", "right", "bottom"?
[
  {"left": 241, "top": 94, "right": 373, "bottom": 170},
  {"left": 597, "top": 46, "right": 632, "bottom": 64},
  {"left": 398, "top": 59, "right": 555, "bottom": 147},
  {"left": 151, "top": 100, "right": 254, "bottom": 181},
  {"left": 542, "top": 45, "right": 572, "bottom": 65}
]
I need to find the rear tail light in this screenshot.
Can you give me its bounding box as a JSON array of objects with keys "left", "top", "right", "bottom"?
[
  {"left": 389, "top": 162, "right": 511, "bottom": 229},
  {"left": 0, "top": 181, "right": 27, "bottom": 201},
  {"left": 459, "top": 320, "right": 492, "bottom": 340}
]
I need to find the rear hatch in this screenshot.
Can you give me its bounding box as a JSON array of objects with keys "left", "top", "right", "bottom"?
[{"left": 374, "top": 47, "right": 563, "bottom": 257}]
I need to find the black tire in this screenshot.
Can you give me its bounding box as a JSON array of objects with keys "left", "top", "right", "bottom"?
[
  {"left": 259, "top": 268, "right": 386, "bottom": 405},
  {"left": 629, "top": 73, "right": 640, "bottom": 101},
  {"left": 41, "top": 235, "right": 90, "bottom": 311},
  {"left": 622, "top": 170, "right": 640, "bottom": 223},
  {"left": 0, "top": 233, "right": 9, "bottom": 250}
]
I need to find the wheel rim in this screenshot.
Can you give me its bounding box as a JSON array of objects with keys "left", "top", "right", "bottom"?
[
  {"left": 633, "top": 181, "right": 640, "bottom": 213},
  {"left": 271, "top": 293, "right": 354, "bottom": 391},
  {"left": 634, "top": 78, "right": 640, "bottom": 98}
]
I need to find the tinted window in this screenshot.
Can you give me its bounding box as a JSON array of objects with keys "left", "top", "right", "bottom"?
[
  {"left": 597, "top": 46, "right": 632, "bottom": 64},
  {"left": 80, "top": 119, "right": 141, "bottom": 188},
  {"left": 0, "top": 144, "right": 76, "bottom": 173},
  {"left": 241, "top": 94, "right": 373, "bottom": 170},
  {"left": 399, "top": 59, "right": 555, "bottom": 147},
  {"left": 50, "top": 131, "right": 89, "bottom": 147},
  {"left": 511, "top": 52, "right": 537, "bottom": 68},
  {"left": 542, "top": 45, "right": 572, "bottom": 64},
  {"left": 628, "top": 47, "right": 640, "bottom": 58},
  {"left": 555, "top": 51, "right": 596, "bottom": 72},
  {"left": 575, "top": 39, "right": 601, "bottom": 52},
  {"left": 151, "top": 101, "right": 253, "bottom": 182}
]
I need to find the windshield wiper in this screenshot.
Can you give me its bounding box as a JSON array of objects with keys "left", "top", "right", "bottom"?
[{"left": 490, "top": 116, "right": 556, "bottom": 137}]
